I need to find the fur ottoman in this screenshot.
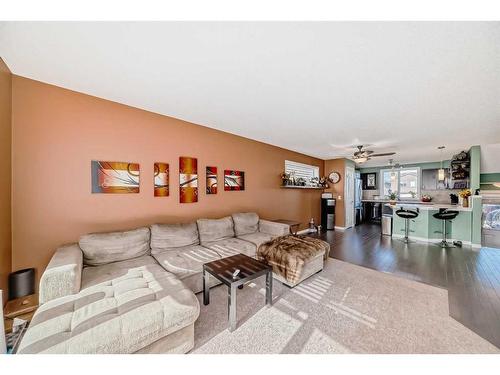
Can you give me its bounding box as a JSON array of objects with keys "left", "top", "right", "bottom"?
[{"left": 256, "top": 235, "right": 330, "bottom": 287}]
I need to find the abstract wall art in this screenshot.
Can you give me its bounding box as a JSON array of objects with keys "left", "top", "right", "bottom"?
[
  {"left": 179, "top": 157, "right": 198, "bottom": 203},
  {"left": 224, "top": 170, "right": 245, "bottom": 191},
  {"left": 91, "top": 161, "right": 140, "bottom": 194},
  {"left": 154, "top": 162, "right": 169, "bottom": 197},
  {"left": 206, "top": 166, "right": 217, "bottom": 194}
]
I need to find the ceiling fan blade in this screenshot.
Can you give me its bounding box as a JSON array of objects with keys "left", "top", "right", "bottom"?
[{"left": 371, "top": 152, "right": 396, "bottom": 157}]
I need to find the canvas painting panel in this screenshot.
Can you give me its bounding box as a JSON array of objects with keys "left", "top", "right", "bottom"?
[
  {"left": 91, "top": 161, "right": 140, "bottom": 193},
  {"left": 154, "top": 162, "right": 169, "bottom": 197},
  {"left": 179, "top": 157, "right": 198, "bottom": 203},
  {"left": 224, "top": 170, "right": 245, "bottom": 191},
  {"left": 206, "top": 166, "right": 217, "bottom": 194}
]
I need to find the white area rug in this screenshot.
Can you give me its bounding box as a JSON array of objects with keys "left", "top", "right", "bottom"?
[{"left": 192, "top": 259, "right": 499, "bottom": 353}]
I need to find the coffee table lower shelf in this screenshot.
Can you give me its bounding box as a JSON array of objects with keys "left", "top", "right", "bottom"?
[{"left": 202, "top": 254, "right": 273, "bottom": 332}]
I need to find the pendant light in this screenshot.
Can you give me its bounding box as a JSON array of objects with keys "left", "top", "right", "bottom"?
[{"left": 438, "top": 146, "right": 445, "bottom": 181}]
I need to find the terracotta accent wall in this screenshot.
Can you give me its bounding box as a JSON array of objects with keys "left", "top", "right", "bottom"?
[
  {"left": 0, "top": 58, "right": 12, "bottom": 297},
  {"left": 324, "top": 158, "right": 347, "bottom": 228},
  {"left": 11, "top": 76, "right": 324, "bottom": 281}
]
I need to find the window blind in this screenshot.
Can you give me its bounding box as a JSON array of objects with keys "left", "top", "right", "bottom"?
[{"left": 285, "top": 160, "right": 319, "bottom": 181}]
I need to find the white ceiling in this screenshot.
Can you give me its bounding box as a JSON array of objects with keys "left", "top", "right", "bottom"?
[{"left": 1, "top": 22, "right": 500, "bottom": 166}]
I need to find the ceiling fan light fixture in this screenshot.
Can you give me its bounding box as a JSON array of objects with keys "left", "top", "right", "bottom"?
[
  {"left": 354, "top": 157, "right": 368, "bottom": 163},
  {"left": 353, "top": 145, "right": 395, "bottom": 163}
]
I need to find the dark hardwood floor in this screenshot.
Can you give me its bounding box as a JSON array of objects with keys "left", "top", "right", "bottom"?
[{"left": 309, "top": 223, "right": 500, "bottom": 349}]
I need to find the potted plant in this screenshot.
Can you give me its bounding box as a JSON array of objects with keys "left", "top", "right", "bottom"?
[
  {"left": 387, "top": 190, "right": 398, "bottom": 205},
  {"left": 280, "top": 172, "right": 291, "bottom": 186},
  {"left": 459, "top": 188, "right": 472, "bottom": 207}
]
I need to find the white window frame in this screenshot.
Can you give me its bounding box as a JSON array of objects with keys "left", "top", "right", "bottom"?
[
  {"left": 285, "top": 160, "right": 319, "bottom": 185},
  {"left": 379, "top": 167, "right": 421, "bottom": 200}
]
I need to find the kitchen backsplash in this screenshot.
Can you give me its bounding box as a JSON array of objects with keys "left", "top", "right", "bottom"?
[
  {"left": 362, "top": 189, "right": 461, "bottom": 203},
  {"left": 362, "top": 190, "right": 380, "bottom": 200},
  {"left": 421, "top": 189, "right": 461, "bottom": 203}
]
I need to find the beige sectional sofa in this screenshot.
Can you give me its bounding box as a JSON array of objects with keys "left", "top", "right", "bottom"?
[{"left": 18, "top": 213, "right": 289, "bottom": 354}]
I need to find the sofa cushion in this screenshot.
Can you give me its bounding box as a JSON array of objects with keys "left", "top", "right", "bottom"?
[
  {"left": 153, "top": 245, "right": 221, "bottom": 278},
  {"left": 79, "top": 227, "right": 150, "bottom": 266},
  {"left": 150, "top": 223, "right": 200, "bottom": 254},
  {"left": 81, "top": 255, "right": 159, "bottom": 289},
  {"left": 196, "top": 216, "right": 235, "bottom": 244},
  {"left": 237, "top": 232, "right": 274, "bottom": 248},
  {"left": 232, "top": 212, "right": 259, "bottom": 236},
  {"left": 17, "top": 263, "right": 199, "bottom": 354},
  {"left": 203, "top": 237, "right": 257, "bottom": 258}
]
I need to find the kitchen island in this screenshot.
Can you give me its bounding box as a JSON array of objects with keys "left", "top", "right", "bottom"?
[{"left": 386, "top": 202, "right": 472, "bottom": 244}]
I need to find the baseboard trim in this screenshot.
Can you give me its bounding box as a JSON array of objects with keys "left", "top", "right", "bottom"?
[
  {"left": 334, "top": 226, "right": 346, "bottom": 231},
  {"left": 392, "top": 233, "right": 472, "bottom": 246}
]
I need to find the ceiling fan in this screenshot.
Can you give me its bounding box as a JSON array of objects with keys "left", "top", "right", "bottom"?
[{"left": 352, "top": 145, "right": 395, "bottom": 163}]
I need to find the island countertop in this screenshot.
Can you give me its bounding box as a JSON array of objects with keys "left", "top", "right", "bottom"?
[{"left": 384, "top": 202, "right": 472, "bottom": 212}]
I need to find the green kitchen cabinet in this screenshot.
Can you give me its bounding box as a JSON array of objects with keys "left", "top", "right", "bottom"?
[
  {"left": 391, "top": 207, "right": 472, "bottom": 243},
  {"left": 393, "top": 210, "right": 430, "bottom": 239},
  {"left": 449, "top": 211, "right": 472, "bottom": 242},
  {"left": 428, "top": 213, "right": 444, "bottom": 240}
]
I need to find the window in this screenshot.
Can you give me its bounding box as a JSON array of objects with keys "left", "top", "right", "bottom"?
[
  {"left": 380, "top": 167, "right": 420, "bottom": 199},
  {"left": 285, "top": 160, "right": 319, "bottom": 183}
]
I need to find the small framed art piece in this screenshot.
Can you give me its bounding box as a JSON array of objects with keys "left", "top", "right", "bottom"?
[
  {"left": 206, "top": 166, "right": 217, "bottom": 194},
  {"left": 154, "top": 162, "right": 169, "bottom": 197},
  {"left": 179, "top": 157, "right": 198, "bottom": 203},
  {"left": 224, "top": 170, "right": 245, "bottom": 191},
  {"left": 91, "top": 161, "right": 140, "bottom": 194}
]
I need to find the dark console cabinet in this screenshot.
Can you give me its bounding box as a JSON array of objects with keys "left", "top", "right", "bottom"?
[{"left": 321, "top": 198, "right": 336, "bottom": 230}]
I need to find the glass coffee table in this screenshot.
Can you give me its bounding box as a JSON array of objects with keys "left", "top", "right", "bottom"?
[{"left": 203, "top": 253, "right": 273, "bottom": 332}]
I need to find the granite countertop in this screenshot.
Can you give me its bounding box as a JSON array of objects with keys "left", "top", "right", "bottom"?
[
  {"left": 384, "top": 202, "right": 472, "bottom": 212},
  {"left": 362, "top": 199, "right": 433, "bottom": 204}
]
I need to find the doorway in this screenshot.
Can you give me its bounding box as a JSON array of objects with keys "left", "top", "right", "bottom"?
[{"left": 345, "top": 166, "right": 355, "bottom": 229}]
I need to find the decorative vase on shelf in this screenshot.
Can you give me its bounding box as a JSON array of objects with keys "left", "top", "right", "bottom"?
[
  {"left": 458, "top": 189, "right": 471, "bottom": 208},
  {"left": 462, "top": 197, "right": 469, "bottom": 208}
]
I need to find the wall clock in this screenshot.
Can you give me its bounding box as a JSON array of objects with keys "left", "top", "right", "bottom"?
[{"left": 328, "top": 171, "right": 341, "bottom": 184}]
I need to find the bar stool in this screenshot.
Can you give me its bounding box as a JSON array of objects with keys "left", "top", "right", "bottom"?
[
  {"left": 432, "top": 209, "right": 459, "bottom": 248},
  {"left": 395, "top": 208, "right": 419, "bottom": 244}
]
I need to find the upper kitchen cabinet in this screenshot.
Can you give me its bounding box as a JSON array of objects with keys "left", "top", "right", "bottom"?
[
  {"left": 421, "top": 168, "right": 451, "bottom": 190},
  {"left": 361, "top": 172, "right": 377, "bottom": 190}
]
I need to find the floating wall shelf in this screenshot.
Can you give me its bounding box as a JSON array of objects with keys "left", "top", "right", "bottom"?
[{"left": 280, "top": 186, "right": 325, "bottom": 190}]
